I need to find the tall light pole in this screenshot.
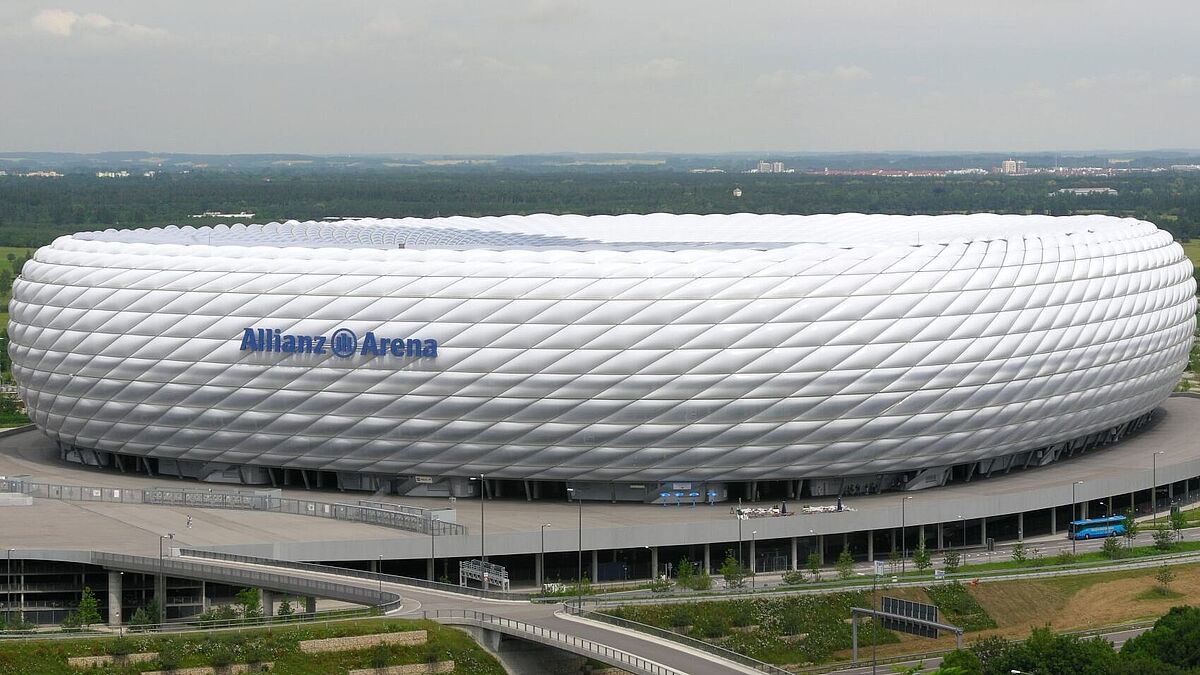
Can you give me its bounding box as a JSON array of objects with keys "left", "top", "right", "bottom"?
[
  {"left": 1152, "top": 451, "right": 1165, "bottom": 524},
  {"left": 736, "top": 498, "right": 744, "bottom": 567},
  {"left": 158, "top": 532, "right": 174, "bottom": 627},
  {"left": 750, "top": 530, "right": 757, "bottom": 591},
  {"left": 566, "top": 488, "right": 582, "bottom": 610},
  {"left": 470, "top": 474, "right": 487, "bottom": 589},
  {"left": 429, "top": 515, "right": 438, "bottom": 582},
  {"left": 901, "top": 496, "right": 913, "bottom": 576},
  {"left": 1071, "top": 480, "right": 1084, "bottom": 555},
  {"left": 540, "top": 523, "right": 551, "bottom": 589},
  {"left": 5, "top": 548, "right": 11, "bottom": 626}
]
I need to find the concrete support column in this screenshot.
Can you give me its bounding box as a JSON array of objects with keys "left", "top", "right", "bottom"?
[
  {"left": 703, "top": 543, "right": 711, "bottom": 574},
  {"left": 534, "top": 553, "right": 544, "bottom": 589},
  {"left": 980, "top": 517, "right": 987, "bottom": 545},
  {"left": 749, "top": 539, "right": 757, "bottom": 573},
  {"left": 867, "top": 531, "right": 874, "bottom": 562},
  {"left": 1081, "top": 502, "right": 1089, "bottom": 520},
  {"left": 1169, "top": 482, "right": 1175, "bottom": 502},
  {"left": 590, "top": 550, "right": 599, "bottom": 583},
  {"left": 817, "top": 535, "right": 825, "bottom": 565},
  {"left": 1050, "top": 507, "right": 1057, "bottom": 534},
  {"left": 426, "top": 558, "right": 435, "bottom": 582},
  {"left": 107, "top": 571, "right": 122, "bottom": 627},
  {"left": 790, "top": 537, "right": 799, "bottom": 571},
  {"left": 890, "top": 528, "right": 897, "bottom": 555},
  {"left": 937, "top": 523, "right": 944, "bottom": 550},
  {"left": 261, "top": 590, "right": 273, "bottom": 617},
  {"left": 1130, "top": 492, "right": 1136, "bottom": 511},
  {"left": 650, "top": 547, "right": 659, "bottom": 579},
  {"left": 1017, "top": 512, "right": 1025, "bottom": 540},
  {"left": 305, "top": 597, "right": 317, "bottom": 614},
  {"left": 370, "top": 559, "right": 379, "bottom": 574}
]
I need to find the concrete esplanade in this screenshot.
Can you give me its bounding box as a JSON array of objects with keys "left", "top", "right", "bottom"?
[{"left": 1, "top": 395, "right": 1200, "bottom": 587}]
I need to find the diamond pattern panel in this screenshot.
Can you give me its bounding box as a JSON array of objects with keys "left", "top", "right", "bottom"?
[{"left": 7, "top": 214, "right": 1197, "bottom": 482}]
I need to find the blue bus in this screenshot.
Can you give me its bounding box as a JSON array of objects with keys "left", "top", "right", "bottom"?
[{"left": 1068, "top": 515, "right": 1127, "bottom": 540}]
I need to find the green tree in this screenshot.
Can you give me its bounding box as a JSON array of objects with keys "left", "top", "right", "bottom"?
[
  {"left": 1170, "top": 509, "right": 1186, "bottom": 541},
  {"left": 942, "top": 549, "right": 961, "bottom": 575},
  {"left": 938, "top": 648, "right": 982, "bottom": 675},
  {"left": 675, "top": 558, "right": 695, "bottom": 589},
  {"left": 277, "top": 596, "right": 294, "bottom": 617},
  {"left": 1123, "top": 508, "right": 1140, "bottom": 548},
  {"left": 76, "top": 586, "right": 101, "bottom": 627},
  {"left": 1152, "top": 524, "right": 1176, "bottom": 551},
  {"left": 836, "top": 546, "right": 854, "bottom": 580},
  {"left": 1121, "top": 605, "right": 1200, "bottom": 669},
  {"left": 235, "top": 587, "right": 262, "bottom": 619},
  {"left": 1009, "top": 541, "right": 1026, "bottom": 565},
  {"left": 913, "top": 540, "right": 932, "bottom": 571},
  {"left": 1154, "top": 565, "right": 1176, "bottom": 594},
  {"left": 719, "top": 551, "right": 746, "bottom": 589},
  {"left": 1102, "top": 536, "right": 1125, "bottom": 560},
  {"left": 807, "top": 551, "right": 822, "bottom": 581}
]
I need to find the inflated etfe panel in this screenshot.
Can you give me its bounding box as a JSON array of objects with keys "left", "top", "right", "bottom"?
[{"left": 8, "top": 214, "right": 1196, "bottom": 481}]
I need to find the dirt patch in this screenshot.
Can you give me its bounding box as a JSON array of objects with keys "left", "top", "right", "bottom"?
[{"left": 1047, "top": 565, "right": 1200, "bottom": 631}]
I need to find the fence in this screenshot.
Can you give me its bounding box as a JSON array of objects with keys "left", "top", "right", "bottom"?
[
  {"left": 177, "top": 548, "right": 524, "bottom": 601},
  {"left": 93, "top": 551, "right": 402, "bottom": 612},
  {"left": 425, "top": 608, "right": 685, "bottom": 675},
  {"left": 565, "top": 601, "right": 792, "bottom": 675},
  {"left": 0, "top": 479, "right": 465, "bottom": 536}
]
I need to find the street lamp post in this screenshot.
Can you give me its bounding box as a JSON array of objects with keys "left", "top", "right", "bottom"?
[
  {"left": 5, "top": 548, "right": 11, "bottom": 626},
  {"left": 901, "top": 496, "right": 913, "bottom": 576},
  {"left": 750, "top": 530, "right": 757, "bottom": 591},
  {"left": 429, "top": 515, "right": 438, "bottom": 582},
  {"left": 158, "top": 532, "right": 174, "bottom": 627},
  {"left": 1071, "top": 480, "right": 1084, "bottom": 555},
  {"left": 736, "top": 498, "right": 744, "bottom": 567},
  {"left": 566, "top": 488, "right": 583, "bottom": 610},
  {"left": 1152, "top": 451, "right": 1165, "bottom": 524},
  {"left": 539, "top": 523, "right": 550, "bottom": 589}
]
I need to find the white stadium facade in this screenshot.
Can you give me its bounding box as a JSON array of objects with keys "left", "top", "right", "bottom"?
[{"left": 8, "top": 214, "right": 1197, "bottom": 503}]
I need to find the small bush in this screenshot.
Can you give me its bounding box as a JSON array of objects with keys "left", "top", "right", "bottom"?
[
  {"left": 1102, "top": 536, "right": 1125, "bottom": 560},
  {"left": 669, "top": 605, "right": 691, "bottom": 628},
  {"left": 691, "top": 612, "right": 730, "bottom": 638},
  {"left": 157, "top": 640, "right": 183, "bottom": 670},
  {"left": 647, "top": 577, "right": 673, "bottom": 593},
  {"left": 781, "top": 569, "right": 806, "bottom": 585},
  {"left": 1055, "top": 550, "right": 1077, "bottom": 566},
  {"left": 371, "top": 643, "right": 390, "bottom": 668},
  {"left": 689, "top": 573, "right": 713, "bottom": 591},
  {"left": 109, "top": 637, "right": 134, "bottom": 656}
]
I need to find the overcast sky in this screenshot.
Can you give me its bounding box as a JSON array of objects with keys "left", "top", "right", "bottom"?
[{"left": 3, "top": 1, "right": 1200, "bottom": 155}]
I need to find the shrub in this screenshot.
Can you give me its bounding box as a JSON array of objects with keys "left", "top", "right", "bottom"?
[
  {"left": 720, "top": 551, "right": 747, "bottom": 589},
  {"left": 781, "top": 569, "right": 806, "bottom": 585},
  {"left": 1102, "top": 536, "right": 1125, "bottom": 560},
  {"left": 371, "top": 643, "right": 390, "bottom": 668},
  {"left": 942, "top": 549, "right": 960, "bottom": 574},
  {"left": 913, "top": 541, "right": 932, "bottom": 571},
  {"left": 1055, "top": 550, "right": 1077, "bottom": 566},
  {"left": 807, "top": 552, "right": 822, "bottom": 581},
  {"left": 835, "top": 547, "right": 854, "bottom": 580},
  {"left": 647, "top": 576, "right": 673, "bottom": 593},
  {"left": 675, "top": 558, "right": 696, "bottom": 589},
  {"left": 1154, "top": 565, "right": 1176, "bottom": 594},
  {"left": 690, "top": 573, "right": 713, "bottom": 591},
  {"left": 109, "top": 637, "right": 134, "bottom": 656},
  {"left": 924, "top": 582, "right": 996, "bottom": 632},
  {"left": 210, "top": 644, "right": 233, "bottom": 668},
  {"left": 691, "top": 612, "right": 730, "bottom": 638},
  {"left": 1152, "top": 525, "right": 1176, "bottom": 551},
  {"left": 1010, "top": 541, "right": 1026, "bottom": 564},
  {"left": 669, "top": 604, "right": 691, "bottom": 628},
  {"left": 157, "top": 640, "right": 183, "bottom": 670}
]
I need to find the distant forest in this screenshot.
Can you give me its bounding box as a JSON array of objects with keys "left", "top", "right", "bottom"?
[{"left": 2, "top": 170, "right": 1200, "bottom": 247}]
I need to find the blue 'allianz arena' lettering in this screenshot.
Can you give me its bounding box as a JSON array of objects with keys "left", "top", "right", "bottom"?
[{"left": 239, "top": 327, "right": 437, "bottom": 358}]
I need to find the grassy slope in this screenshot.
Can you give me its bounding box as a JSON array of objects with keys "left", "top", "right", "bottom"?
[{"left": 0, "top": 618, "right": 505, "bottom": 675}]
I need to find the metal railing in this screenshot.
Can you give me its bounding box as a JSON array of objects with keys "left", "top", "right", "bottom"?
[
  {"left": 0, "top": 478, "right": 465, "bottom": 536},
  {"left": 425, "top": 608, "right": 685, "bottom": 675},
  {"left": 177, "top": 548, "right": 523, "bottom": 601},
  {"left": 94, "top": 552, "right": 402, "bottom": 612},
  {"left": 565, "top": 601, "right": 792, "bottom": 675}
]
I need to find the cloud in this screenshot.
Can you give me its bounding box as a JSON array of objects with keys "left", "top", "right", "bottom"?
[
  {"left": 31, "top": 8, "right": 167, "bottom": 40},
  {"left": 625, "top": 58, "right": 685, "bottom": 81},
  {"left": 1167, "top": 74, "right": 1199, "bottom": 91},
  {"left": 755, "top": 65, "right": 872, "bottom": 89}
]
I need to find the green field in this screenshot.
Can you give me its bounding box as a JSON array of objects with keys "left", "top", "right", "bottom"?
[{"left": 1182, "top": 239, "right": 1200, "bottom": 268}]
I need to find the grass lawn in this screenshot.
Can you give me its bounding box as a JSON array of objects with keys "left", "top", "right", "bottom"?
[
  {"left": 1181, "top": 239, "right": 1200, "bottom": 267},
  {"left": 0, "top": 618, "right": 504, "bottom": 675}
]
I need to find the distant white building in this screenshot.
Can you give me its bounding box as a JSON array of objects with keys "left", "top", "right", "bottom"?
[
  {"left": 1053, "top": 187, "right": 1118, "bottom": 197},
  {"left": 732, "top": 187, "right": 743, "bottom": 198},
  {"left": 190, "top": 211, "right": 256, "bottom": 219},
  {"left": 752, "top": 160, "right": 790, "bottom": 173},
  {"left": 1000, "top": 159, "right": 1027, "bottom": 175},
  {"left": 96, "top": 171, "right": 130, "bottom": 179}
]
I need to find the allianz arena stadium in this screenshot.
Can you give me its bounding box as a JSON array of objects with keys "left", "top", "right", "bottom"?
[{"left": 8, "top": 214, "right": 1196, "bottom": 502}]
